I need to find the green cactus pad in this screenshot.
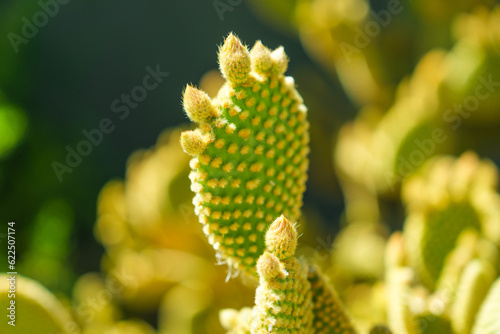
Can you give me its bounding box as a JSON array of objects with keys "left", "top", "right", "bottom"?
[
  {"left": 471, "top": 277, "right": 500, "bottom": 334},
  {"left": 308, "top": 264, "right": 357, "bottom": 334},
  {"left": 386, "top": 268, "right": 416, "bottom": 334},
  {"left": 0, "top": 274, "right": 79, "bottom": 334},
  {"left": 450, "top": 259, "right": 496, "bottom": 334},
  {"left": 251, "top": 216, "right": 314, "bottom": 333},
  {"left": 252, "top": 252, "right": 314, "bottom": 333},
  {"left": 181, "top": 33, "right": 309, "bottom": 279},
  {"left": 402, "top": 152, "right": 500, "bottom": 287},
  {"left": 421, "top": 203, "right": 480, "bottom": 284}
]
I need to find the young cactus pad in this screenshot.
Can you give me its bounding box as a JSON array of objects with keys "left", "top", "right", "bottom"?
[
  {"left": 251, "top": 216, "right": 314, "bottom": 333},
  {"left": 180, "top": 33, "right": 310, "bottom": 279}
]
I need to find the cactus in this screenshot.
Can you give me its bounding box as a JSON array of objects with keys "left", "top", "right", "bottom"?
[
  {"left": 335, "top": 6, "right": 500, "bottom": 200},
  {"left": 307, "top": 264, "right": 358, "bottom": 333},
  {"left": 0, "top": 274, "right": 79, "bottom": 333},
  {"left": 472, "top": 277, "right": 500, "bottom": 334},
  {"left": 220, "top": 215, "right": 357, "bottom": 334},
  {"left": 450, "top": 259, "right": 496, "bottom": 334},
  {"left": 7, "top": 2, "right": 500, "bottom": 334},
  {"left": 88, "top": 29, "right": 500, "bottom": 334},
  {"left": 93, "top": 126, "right": 255, "bottom": 333},
  {"left": 251, "top": 215, "right": 314, "bottom": 333},
  {"left": 181, "top": 33, "right": 310, "bottom": 279},
  {"left": 385, "top": 267, "right": 418, "bottom": 334},
  {"left": 402, "top": 152, "right": 500, "bottom": 287}
]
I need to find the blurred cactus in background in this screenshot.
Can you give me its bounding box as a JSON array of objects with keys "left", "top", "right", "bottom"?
[{"left": 8, "top": 1, "right": 500, "bottom": 334}]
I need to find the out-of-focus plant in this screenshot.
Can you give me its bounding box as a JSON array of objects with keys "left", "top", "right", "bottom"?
[{"left": 0, "top": 97, "right": 26, "bottom": 160}]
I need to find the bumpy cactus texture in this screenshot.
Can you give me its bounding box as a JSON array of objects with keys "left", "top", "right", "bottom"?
[
  {"left": 221, "top": 215, "right": 357, "bottom": 334},
  {"left": 308, "top": 264, "right": 357, "bottom": 334},
  {"left": 181, "top": 33, "right": 310, "bottom": 279},
  {"left": 252, "top": 216, "right": 314, "bottom": 333}
]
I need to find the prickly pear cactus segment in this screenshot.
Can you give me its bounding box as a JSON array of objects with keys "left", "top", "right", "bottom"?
[
  {"left": 251, "top": 216, "right": 314, "bottom": 333},
  {"left": 450, "top": 259, "right": 496, "bottom": 334},
  {"left": 402, "top": 152, "right": 500, "bottom": 287},
  {"left": 386, "top": 268, "right": 417, "bottom": 334},
  {"left": 369, "top": 325, "right": 393, "bottom": 334},
  {"left": 307, "top": 264, "right": 358, "bottom": 334},
  {"left": 181, "top": 33, "right": 310, "bottom": 278},
  {"left": 472, "top": 277, "right": 500, "bottom": 334},
  {"left": 420, "top": 203, "right": 480, "bottom": 284}
]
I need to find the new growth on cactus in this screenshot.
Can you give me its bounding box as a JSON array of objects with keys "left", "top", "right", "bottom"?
[
  {"left": 181, "top": 33, "right": 310, "bottom": 279},
  {"left": 252, "top": 215, "right": 314, "bottom": 333}
]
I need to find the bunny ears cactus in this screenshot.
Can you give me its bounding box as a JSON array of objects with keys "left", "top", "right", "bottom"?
[{"left": 180, "top": 33, "right": 310, "bottom": 279}]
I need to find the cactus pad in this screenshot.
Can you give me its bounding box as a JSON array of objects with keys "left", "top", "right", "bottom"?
[
  {"left": 308, "top": 264, "right": 357, "bottom": 334},
  {"left": 472, "top": 277, "right": 500, "bottom": 334},
  {"left": 402, "top": 152, "right": 500, "bottom": 286},
  {"left": 450, "top": 259, "right": 496, "bottom": 334},
  {"left": 251, "top": 216, "right": 314, "bottom": 333},
  {"left": 181, "top": 33, "right": 310, "bottom": 278}
]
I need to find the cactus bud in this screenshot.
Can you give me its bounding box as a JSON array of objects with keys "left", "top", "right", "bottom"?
[
  {"left": 250, "top": 40, "right": 272, "bottom": 76},
  {"left": 265, "top": 215, "right": 298, "bottom": 260},
  {"left": 182, "top": 85, "right": 218, "bottom": 124},
  {"left": 271, "top": 46, "right": 288, "bottom": 76},
  {"left": 180, "top": 129, "right": 212, "bottom": 156},
  {"left": 257, "top": 251, "right": 286, "bottom": 280},
  {"left": 218, "top": 33, "right": 251, "bottom": 86}
]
